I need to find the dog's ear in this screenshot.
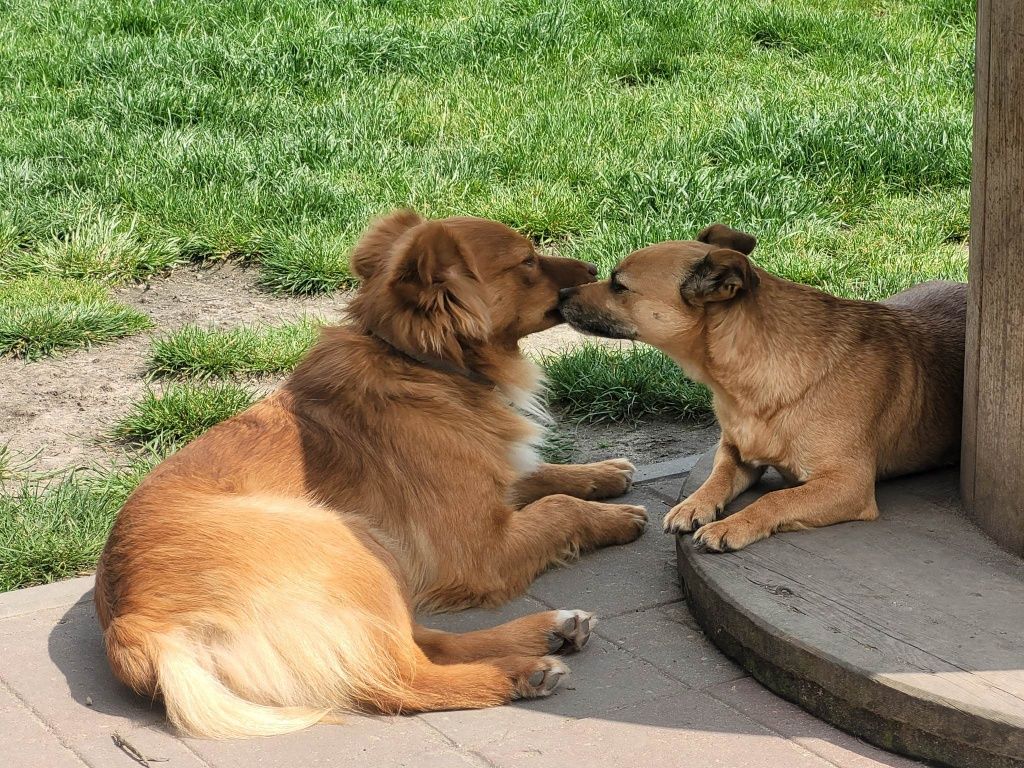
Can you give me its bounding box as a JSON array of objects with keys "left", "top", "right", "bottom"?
[
  {"left": 351, "top": 209, "right": 424, "bottom": 281},
  {"left": 680, "top": 248, "right": 759, "bottom": 304},
  {"left": 390, "top": 221, "right": 490, "bottom": 351},
  {"left": 696, "top": 223, "right": 757, "bottom": 255}
]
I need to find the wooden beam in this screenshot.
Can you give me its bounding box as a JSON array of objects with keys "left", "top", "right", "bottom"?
[{"left": 962, "top": 0, "right": 1024, "bottom": 555}]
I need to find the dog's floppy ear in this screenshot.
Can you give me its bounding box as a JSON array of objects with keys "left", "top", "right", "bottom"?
[
  {"left": 390, "top": 220, "right": 490, "bottom": 351},
  {"left": 696, "top": 223, "right": 757, "bottom": 255},
  {"left": 680, "top": 248, "right": 759, "bottom": 304},
  {"left": 351, "top": 209, "right": 424, "bottom": 281}
]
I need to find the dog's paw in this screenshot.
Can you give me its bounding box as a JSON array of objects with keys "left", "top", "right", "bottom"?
[
  {"left": 585, "top": 458, "right": 635, "bottom": 499},
  {"left": 547, "top": 610, "right": 596, "bottom": 654},
  {"left": 511, "top": 657, "right": 570, "bottom": 699},
  {"left": 593, "top": 502, "right": 647, "bottom": 544},
  {"left": 663, "top": 497, "right": 721, "bottom": 535},
  {"left": 692, "top": 516, "right": 762, "bottom": 552}
]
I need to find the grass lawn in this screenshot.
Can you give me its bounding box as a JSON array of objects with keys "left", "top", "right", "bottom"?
[
  {"left": 1, "top": 0, "right": 973, "bottom": 359},
  {"left": 0, "top": 0, "right": 975, "bottom": 589}
]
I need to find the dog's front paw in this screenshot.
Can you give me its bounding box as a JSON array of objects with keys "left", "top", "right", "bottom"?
[
  {"left": 585, "top": 458, "right": 635, "bottom": 499},
  {"left": 663, "top": 497, "right": 721, "bottom": 534},
  {"left": 692, "top": 516, "right": 763, "bottom": 552},
  {"left": 591, "top": 501, "right": 647, "bottom": 545}
]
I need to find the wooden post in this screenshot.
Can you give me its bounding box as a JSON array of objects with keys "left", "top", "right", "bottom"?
[{"left": 962, "top": 0, "right": 1024, "bottom": 555}]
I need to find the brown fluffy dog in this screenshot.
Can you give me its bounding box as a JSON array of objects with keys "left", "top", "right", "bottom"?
[
  {"left": 94, "top": 211, "right": 648, "bottom": 738},
  {"left": 559, "top": 223, "right": 965, "bottom": 552}
]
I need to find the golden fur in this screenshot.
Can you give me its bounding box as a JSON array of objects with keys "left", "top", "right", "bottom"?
[
  {"left": 559, "top": 223, "right": 966, "bottom": 552},
  {"left": 94, "top": 211, "right": 648, "bottom": 738}
]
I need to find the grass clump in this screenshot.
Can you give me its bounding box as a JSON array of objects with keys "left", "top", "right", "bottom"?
[
  {"left": 0, "top": 277, "right": 152, "bottom": 359},
  {"left": 0, "top": 213, "right": 180, "bottom": 284},
  {"left": 542, "top": 344, "right": 712, "bottom": 423},
  {"left": 112, "top": 383, "right": 256, "bottom": 452},
  {"left": 149, "top": 319, "right": 320, "bottom": 379},
  {"left": 0, "top": 462, "right": 151, "bottom": 591},
  {"left": 539, "top": 429, "right": 578, "bottom": 464}
]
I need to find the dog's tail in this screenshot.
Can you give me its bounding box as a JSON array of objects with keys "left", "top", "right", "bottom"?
[
  {"left": 103, "top": 597, "right": 416, "bottom": 739},
  {"left": 139, "top": 622, "right": 328, "bottom": 738}
]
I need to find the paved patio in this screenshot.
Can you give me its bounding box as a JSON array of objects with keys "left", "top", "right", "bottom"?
[{"left": 2, "top": 458, "right": 920, "bottom": 768}]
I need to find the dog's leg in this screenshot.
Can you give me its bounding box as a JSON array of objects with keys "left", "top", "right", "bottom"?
[
  {"left": 413, "top": 609, "right": 594, "bottom": 664},
  {"left": 375, "top": 651, "right": 572, "bottom": 712},
  {"left": 455, "top": 494, "right": 646, "bottom": 606},
  {"left": 692, "top": 467, "right": 877, "bottom": 552},
  {"left": 663, "top": 441, "right": 764, "bottom": 534},
  {"left": 509, "top": 461, "right": 635, "bottom": 506}
]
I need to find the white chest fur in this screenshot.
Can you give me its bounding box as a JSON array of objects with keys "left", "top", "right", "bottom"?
[{"left": 500, "top": 360, "right": 550, "bottom": 476}]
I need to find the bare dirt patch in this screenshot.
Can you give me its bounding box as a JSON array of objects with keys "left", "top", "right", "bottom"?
[
  {"left": 0, "top": 263, "right": 346, "bottom": 475},
  {"left": 560, "top": 417, "right": 719, "bottom": 467}
]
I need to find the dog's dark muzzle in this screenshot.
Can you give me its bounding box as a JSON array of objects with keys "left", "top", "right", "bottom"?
[{"left": 558, "top": 292, "right": 637, "bottom": 340}]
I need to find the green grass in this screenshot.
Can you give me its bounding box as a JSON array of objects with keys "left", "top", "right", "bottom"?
[
  {"left": 539, "top": 429, "right": 579, "bottom": 464},
  {"left": 148, "top": 319, "right": 321, "bottom": 379},
  {"left": 0, "top": 277, "right": 152, "bottom": 359},
  {"left": 0, "top": 461, "right": 151, "bottom": 591},
  {"left": 111, "top": 383, "right": 256, "bottom": 452},
  {"left": 541, "top": 344, "right": 713, "bottom": 423},
  {"left": 1, "top": 0, "right": 973, "bottom": 313}
]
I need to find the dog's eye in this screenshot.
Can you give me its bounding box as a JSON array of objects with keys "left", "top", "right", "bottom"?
[
  {"left": 610, "top": 277, "right": 628, "bottom": 293},
  {"left": 522, "top": 256, "right": 537, "bottom": 268}
]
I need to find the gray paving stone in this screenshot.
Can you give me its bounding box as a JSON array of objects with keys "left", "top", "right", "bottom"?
[
  {"left": 642, "top": 472, "right": 688, "bottom": 504},
  {"left": 632, "top": 454, "right": 700, "bottom": 483},
  {"left": 1, "top": 686, "right": 86, "bottom": 768},
  {"left": 526, "top": 488, "right": 681, "bottom": 619},
  {"left": 420, "top": 633, "right": 681, "bottom": 746},
  {"left": 595, "top": 602, "right": 747, "bottom": 689},
  {"left": 79, "top": 723, "right": 212, "bottom": 768},
  {"left": 707, "top": 677, "right": 923, "bottom": 768},
  {"left": 468, "top": 689, "right": 832, "bottom": 767},
  {"left": 0, "top": 576, "right": 93, "bottom": 620},
  {"left": 188, "top": 714, "right": 485, "bottom": 768}
]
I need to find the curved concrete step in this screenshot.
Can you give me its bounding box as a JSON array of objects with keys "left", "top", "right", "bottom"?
[{"left": 675, "top": 452, "right": 1024, "bottom": 768}]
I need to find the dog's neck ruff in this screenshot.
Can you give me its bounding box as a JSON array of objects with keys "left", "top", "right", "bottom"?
[{"left": 368, "top": 328, "right": 494, "bottom": 387}]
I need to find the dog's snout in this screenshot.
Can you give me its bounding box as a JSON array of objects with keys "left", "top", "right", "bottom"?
[
  {"left": 585, "top": 262, "right": 598, "bottom": 277},
  {"left": 559, "top": 286, "right": 578, "bottom": 302}
]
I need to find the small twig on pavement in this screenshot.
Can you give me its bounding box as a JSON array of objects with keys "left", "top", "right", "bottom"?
[{"left": 111, "top": 732, "right": 169, "bottom": 767}]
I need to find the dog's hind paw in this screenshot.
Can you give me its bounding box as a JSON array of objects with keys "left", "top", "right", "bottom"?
[
  {"left": 511, "top": 657, "right": 570, "bottom": 699},
  {"left": 548, "top": 610, "right": 596, "bottom": 654}
]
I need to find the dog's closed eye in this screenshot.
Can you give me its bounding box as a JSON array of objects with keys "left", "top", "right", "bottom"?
[{"left": 610, "top": 271, "right": 629, "bottom": 293}]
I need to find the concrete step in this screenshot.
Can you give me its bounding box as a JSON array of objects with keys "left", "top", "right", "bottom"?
[{"left": 677, "top": 453, "right": 1024, "bottom": 768}]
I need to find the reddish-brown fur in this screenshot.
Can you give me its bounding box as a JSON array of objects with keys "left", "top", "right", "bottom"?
[
  {"left": 94, "top": 212, "right": 647, "bottom": 738},
  {"left": 559, "top": 223, "right": 966, "bottom": 552}
]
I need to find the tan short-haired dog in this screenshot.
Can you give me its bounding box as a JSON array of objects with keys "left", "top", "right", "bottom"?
[
  {"left": 559, "top": 224, "right": 966, "bottom": 552},
  {"left": 94, "top": 211, "right": 647, "bottom": 738}
]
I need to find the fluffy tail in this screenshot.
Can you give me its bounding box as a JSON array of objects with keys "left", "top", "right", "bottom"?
[
  {"left": 154, "top": 632, "right": 329, "bottom": 739},
  {"left": 103, "top": 597, "right": 415, "bottom": 739}
]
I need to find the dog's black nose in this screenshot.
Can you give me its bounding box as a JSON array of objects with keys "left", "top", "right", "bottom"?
[
  {"left": 559, "top": 287, "right": 578, "bottom": 301},
  {"left": 585, "top": 262, "right": 598, "bottom": 276}
]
